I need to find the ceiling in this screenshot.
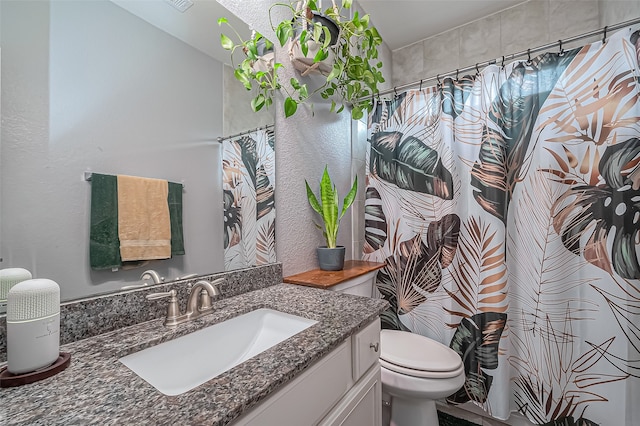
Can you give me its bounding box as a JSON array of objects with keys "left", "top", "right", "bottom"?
[
  {"left": 111, "top": 0, "right": 527, "bottom": 63},
  {"left": 111, "top": 0, "right": 250, "bottom": 64}
]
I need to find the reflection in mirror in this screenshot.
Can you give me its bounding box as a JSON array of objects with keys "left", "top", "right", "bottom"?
[
  {"left": 221, "top": 126, "right": 276, "bottom": 270},
  {"left": 218, "top": 10, "right": 277, "bottom": 272},
  {"left": 0, "top": 0, "right": 274, "bottom": 303}
]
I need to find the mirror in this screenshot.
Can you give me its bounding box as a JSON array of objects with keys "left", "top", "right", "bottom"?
[{"left": 0, "top": 0, "right": 275, "bottom": 304}]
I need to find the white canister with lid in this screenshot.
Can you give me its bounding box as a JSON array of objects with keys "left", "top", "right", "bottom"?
[
  {"left": 0, "top": 268, "right": 32, "bottom": 312},
  {"left": 7, "top": 278, "right": 61, "bottom": 374}
]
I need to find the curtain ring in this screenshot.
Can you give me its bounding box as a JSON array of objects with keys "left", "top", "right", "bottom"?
[
  {"left": 475, "top": 63, "right": 480, "bottom": 76},
  {"left": 603, "top": 25, "right": 608, "bottom": 44},
  {"left": 455, "top": 69, "right": 459, "bottom": 80},
  {"left": 419, "top": 79, "right": 423, "bottom": 90},
  {"left": 393, "top": 87, "right": 398, "bottom": 98},
  {"left": 526, "top": 48, "right": 532, "bottom": 64},
  {"left": 501, "top": 55, "right": 505, "bottom": 69},
  {"left": 436, "top": 74, "right": 441, "bottom": 85}
]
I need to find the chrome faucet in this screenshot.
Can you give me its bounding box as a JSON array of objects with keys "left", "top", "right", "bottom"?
[
  {"left": 140, "top": 270, "right": 164, "bottom": 284},
  {"left": 146, "top": 278, "right": 224, "bottom": 327},
  {"left": 121, "top": 270, "right": 165, "bottom": 290},
  {"left": 175, "top": 273, "right": 198, "bottom": 280},
  {"left": 185, "top": 280, "right": 220, "bottom": 316}
]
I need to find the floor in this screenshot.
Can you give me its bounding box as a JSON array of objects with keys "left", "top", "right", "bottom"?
[
  {"left": 438, "top": 411, "right": 481, "bottom": 426},
  {"left": 382, "top": 397, "right": 522, "bottom": 426},
  {"left": 382, "top": 400, "right": 482, "bottom": 426}
]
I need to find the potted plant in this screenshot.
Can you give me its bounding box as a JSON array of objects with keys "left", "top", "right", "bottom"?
[
  {"left": 276, "top": 1, "right": 340, "bottom": 77},
  {"left": 218, "top": 0, "right": 385, "bottom": 120},
  {"left": 218, "top": 21, "right": 280, "bottom": 113},
  {"left": 305, "top": 166, "right": 358, "bottom": 270}
]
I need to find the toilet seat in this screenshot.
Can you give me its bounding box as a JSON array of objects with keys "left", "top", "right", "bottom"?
[{"left": 380, "top": 330, "right": 464, "bottom": 379}]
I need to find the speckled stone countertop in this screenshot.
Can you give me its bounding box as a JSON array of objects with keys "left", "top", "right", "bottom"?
[
  {"left": 1, "top": 284, "right": 388, "bottom": 425},
  {"left": 0, "top": 264, "right": 284, "bottom": 363}
]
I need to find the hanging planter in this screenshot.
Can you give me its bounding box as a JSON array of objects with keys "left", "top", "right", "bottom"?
[
  {"left": 251, "top": 35, "right": 276, "bottom": 73},
  {"left": 219, "top": 0, "right": 385, "bottom": 120},
  {"left": 287, "top": 4, "right": 340, "bottom": 76}
]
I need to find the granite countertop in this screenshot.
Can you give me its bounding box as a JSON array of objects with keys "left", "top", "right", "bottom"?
[{"left": 1, "top": 284, "right": 388, "bottom": 426}]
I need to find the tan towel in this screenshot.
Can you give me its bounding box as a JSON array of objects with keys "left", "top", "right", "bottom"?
[{"left": 117, "top": 175, "right": 171, "bottom": 261}]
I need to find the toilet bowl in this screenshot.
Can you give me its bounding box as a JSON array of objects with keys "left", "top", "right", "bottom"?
[
  {"left": 330, "top": 268, "right": 465, "bottom": 426},
  {"left": 380, "top": 329, "right": 465, "bottom": 426}
]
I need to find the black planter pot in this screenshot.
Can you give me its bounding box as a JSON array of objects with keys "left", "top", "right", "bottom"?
[
  {"left": 317, "top": 246, "right": 345, "bottom": 271},
  {"left": 293, "top": 10, "right": 339, "bottom": 47},
  {"left": 256, "top": 38, "right": 274, "bottom": 57}
]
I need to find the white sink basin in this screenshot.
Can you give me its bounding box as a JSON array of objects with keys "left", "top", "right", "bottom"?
[{"left": 119, "top": 308, "right": 317, "bottom": 396}]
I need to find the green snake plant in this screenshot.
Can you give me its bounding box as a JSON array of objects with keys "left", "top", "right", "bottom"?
[{"left": 305, "top": 166, "right": 358, "bottom": 248}]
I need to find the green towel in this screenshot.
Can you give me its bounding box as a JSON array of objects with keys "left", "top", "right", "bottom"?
[
  {"left": 89, "top": 173, "right": 122, "bottom": 270},
  {"left": 89, "top": 175, "right": 184, "bottom": 269},
  {"left": 168, "top": 182, "right": 185, "bottom": 256}
]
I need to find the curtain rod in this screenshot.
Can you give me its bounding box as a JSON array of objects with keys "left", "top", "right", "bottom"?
[
  {"left": 217, "top": 124, "right": 274, "bottom": 143},
  {"left": 365, "top": 16, "right": 640, "bottom": 101}
]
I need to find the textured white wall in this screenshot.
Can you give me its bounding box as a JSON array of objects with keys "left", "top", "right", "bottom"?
[
  {"left": 220, "top": 0, "right": 362, "bottom": 276},
  {"left": 0, "top": 1, "right": 225, "bottom": 300}
]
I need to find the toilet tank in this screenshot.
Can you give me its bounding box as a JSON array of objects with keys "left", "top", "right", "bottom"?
[{"left": 329, "top": 270, "right": 378, "bottom": 298}]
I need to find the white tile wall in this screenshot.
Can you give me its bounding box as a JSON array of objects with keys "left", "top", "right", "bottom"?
[
  {"left": 423, "top": 28, "right": 461, "bottom": 80},
  {"left": 390, "top": 0, "right": 640, "bottom": 88},
  {"left": 600, "top": 0, "right": 640, "bottom": 26},
  {"left": 501, "top": 1, "right": 550, "bottom": 53},
  {"left": 460, "top": 14, "right": 502, "bottom": 68},
  {"left": 549, "top": 1, "right": 600, "bottom": 41},
  {"left": 392, "top": 41, "right": 426, "bottom": 86}
]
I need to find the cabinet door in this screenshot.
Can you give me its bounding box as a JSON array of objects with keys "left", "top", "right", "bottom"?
[
  {"left": 233, "top": 341, "right": 352, "bottom": 426},
  {"left": 352, "top": 318, "right": 381, "bottom": 381},
  {"left": 319, "top": 365, "right": 382, "bottom": 426}
]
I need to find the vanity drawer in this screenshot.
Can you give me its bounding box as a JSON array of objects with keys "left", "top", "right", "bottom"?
[{"left": 352, "top": 318, "right": 380, "bottom": 381}]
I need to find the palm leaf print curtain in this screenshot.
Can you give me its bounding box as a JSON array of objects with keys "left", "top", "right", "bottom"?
[
  {"left": 222, "top": 128, "right": 276, "bottom": 270},
  {"left": 364, "top": 28, "right": 640, "bottom": 425}
]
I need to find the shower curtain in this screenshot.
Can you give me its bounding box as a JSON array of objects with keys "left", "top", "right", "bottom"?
[
  {"left": 363, "top": 28, "right": 640, "bottom": 425},
  {"left": 222, "top": 127, "right": 276, "bottom": 270}
]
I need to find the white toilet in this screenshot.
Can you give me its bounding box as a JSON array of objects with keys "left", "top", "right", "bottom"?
[{"left": 331, "top": 270, "right": 466, "bottom": 426}]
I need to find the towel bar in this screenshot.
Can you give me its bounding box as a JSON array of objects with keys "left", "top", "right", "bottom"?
[{"left": 83, "top": 172, "right": 185, "bottom": 190}]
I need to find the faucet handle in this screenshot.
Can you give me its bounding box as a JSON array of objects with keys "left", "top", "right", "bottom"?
[
  {"left": 210, "top": 277, "right": 224, "bottom": 289},
  {"left": 146, "top": 289, "right": 180, "bottom": 326},
  {"left": 121, "top": 283, "right": 149, "bottom": 290},
  {"left": 141, "top": 270, "right": 165, "bottom": 284},
  {"left": 176, "top": 273, "right": 198, "bottom": 280},
  {"left": 146, "top": 290, "right": 174, "bottom": 301}
]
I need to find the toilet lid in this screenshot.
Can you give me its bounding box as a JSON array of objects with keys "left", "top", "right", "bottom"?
[{"left": 380, "top": 330, "right": 464, "bottom": 379}]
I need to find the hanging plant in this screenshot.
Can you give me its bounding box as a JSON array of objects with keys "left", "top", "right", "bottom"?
[
  {"left": 219, "top": 0, "right": 385, "bottom": 120},
  {"left": 218, "top": 22, "right": 280, "bottom": 113}
]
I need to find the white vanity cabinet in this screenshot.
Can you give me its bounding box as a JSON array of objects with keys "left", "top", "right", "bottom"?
[{"left": 232, "top": 318, "right": 382, "bottom": 426}]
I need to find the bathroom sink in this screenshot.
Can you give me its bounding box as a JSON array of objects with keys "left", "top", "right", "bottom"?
[{"left": 119, "top": 308, "right": 317, "bottom": 396}]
